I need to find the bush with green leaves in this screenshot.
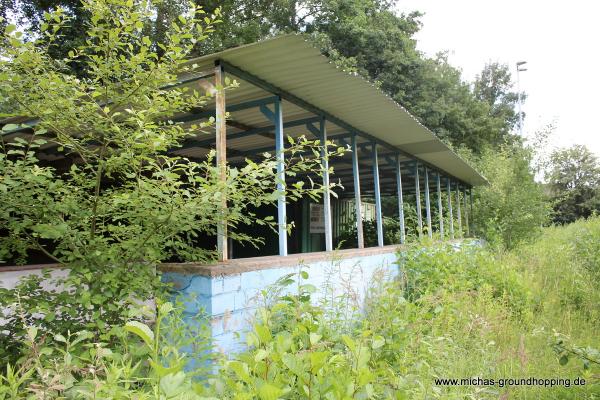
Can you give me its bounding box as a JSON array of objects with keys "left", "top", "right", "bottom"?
[
  {"left": 468, "top": 144, "right": 550, "bottom": 249},
  {"left": 2, "top": 219, "right": 600, "bottom": 398},
  {"left": 0, "top": 0, "right": 344, "bottom": 364},
  {"left": 398, "top": 241, "right": 531, "bottom": 318}
]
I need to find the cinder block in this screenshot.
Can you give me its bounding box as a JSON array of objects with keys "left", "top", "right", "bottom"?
[
  {"left": 187, "top": 275, "right": 213, "bottom": 296},
  {"left": 212, "top": 274, "right": 242, "bottom": 295},
  {"left": 161, "top": 272, "right": 192, "bottom": 292}
]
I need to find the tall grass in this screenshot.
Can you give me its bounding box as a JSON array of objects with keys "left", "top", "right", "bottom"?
[
  {"left": 371, "top": 217, "right": 600, "bottom": 398},
  {"left": 1, "top": 219, "right": 598, "bottom": 398}
]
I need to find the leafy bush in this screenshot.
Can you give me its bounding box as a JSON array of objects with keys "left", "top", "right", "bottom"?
[
  {"left": 0, "top": 0, "right": 344, "bottom": 365},
  {"left": 399, "top": 242, "right": 531, "bottom": 317},
  {"left": 467, "top": 145, "right": 550, "bottom": 249},
  {"left": 571, "top": 218, "right": 600, "bottom": 277},
  {"left": 2, "top": 219, "right": 600, "bottom": 398}
]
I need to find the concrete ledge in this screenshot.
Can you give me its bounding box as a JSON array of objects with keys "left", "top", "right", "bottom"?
[
  {"left": 160, "top": 244, "right": 405, "bottom": 277},
  {"left": 0, "top": 240, "right": 467, "bottom": 277}
]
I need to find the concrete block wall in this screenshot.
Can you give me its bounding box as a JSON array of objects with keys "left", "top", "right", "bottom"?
[{"left": 161, "top": 249, "right": 400, "bottom": 356}]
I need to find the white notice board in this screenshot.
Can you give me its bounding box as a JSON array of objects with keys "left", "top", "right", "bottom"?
[{"left": 310, "top": 203, "right": 325, "bottom": 233}]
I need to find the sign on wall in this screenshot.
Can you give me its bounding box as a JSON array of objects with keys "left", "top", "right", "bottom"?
[{"left": 310, "top": 203, "right": 325, "bottom": 233}]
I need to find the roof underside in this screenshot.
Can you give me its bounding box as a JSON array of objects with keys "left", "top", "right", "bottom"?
[
  {"left": 1, "top": 35, "right": 486, "bottom": 191},
  {"left": 180, "top": 35, "right": 486, "bottom": 187}
]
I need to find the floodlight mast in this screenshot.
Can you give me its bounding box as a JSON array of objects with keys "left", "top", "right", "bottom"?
[{"left": 516, "top": 61, "right": 527, "bottom": 136}]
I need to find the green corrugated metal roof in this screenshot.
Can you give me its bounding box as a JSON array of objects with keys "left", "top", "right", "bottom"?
[{"left": 186, "top": 34, "right": 487, "bottom": 186}]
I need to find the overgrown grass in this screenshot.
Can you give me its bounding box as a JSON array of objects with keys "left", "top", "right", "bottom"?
[
  {"left": 1, "top": 218, "right": 599, "bottom": 398},
  {"left": 376, "top": 217, "right": 600, "bottom": 398}
]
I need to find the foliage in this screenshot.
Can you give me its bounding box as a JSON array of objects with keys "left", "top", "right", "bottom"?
[
  {"left": 0, "top": 0, "right": 344, "bottom": 364},
  {"left": 1, "top": 0, "right": 524, "bottom": 155},
  {"left": 1, "top": 219, "right": 600, "bottom": 398},
  {"left": 546, "top": 144, "right": 600, "bottom": 224},
  {"left": 469, "top": 144, "right": 550, "bottom": 248},
  {"left": 399, "top": 241, "right": 531, "bottom": 316},
  {"left": 0, "top": 298, "right": 214, "bottom": 398}
]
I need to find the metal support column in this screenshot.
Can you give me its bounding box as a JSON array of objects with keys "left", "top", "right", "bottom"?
[
  {"left": 372, "top": 142, "right": 384, "bottom": 247},
  {"left": 456, "top": 183, "right": 462, "bottom": 238},
  {"left": 436, "top": 172, "right": 444, "bottom": 240},
  {"left": 320, "top": 117, "right": 333, "bottom": 251},
  {"left": 395, "top": 155, "right": 406, "bottom": 244},
  {"left": 351, "top": 134, "right": 364, "bottom": 248},
  {"left": 447, "top": 178, "right": 454, "bottom": 239},
  {"left": 463, "top": 186, "right": 470, "bottom": 237},
  {"left": 215, "top": 64, "right": 228, "bottom": 261},
  {"left": 415, "top": 163, "right": 423, "bottom": 237},
  {"left": 470, "top": 188, "right": 474, "bottom": 235},
  {"left": 274, "top": 96, "right": 287, "bottom": 255},
  {"left": 424, "top": 167, "right": 432, "bottom": 238}
]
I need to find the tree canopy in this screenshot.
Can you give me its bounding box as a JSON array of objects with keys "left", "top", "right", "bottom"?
[
  {"left": 546, "top": 145, "right": 600, "bottom": 224},
  {"left": 2, "top": 0, "right": 522, "bottom": 154}
]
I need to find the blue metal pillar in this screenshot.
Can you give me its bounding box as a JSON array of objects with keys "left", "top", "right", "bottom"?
[
  {"left": 351, "top": 134, "right": 364, "bottom": 248},
  {"left": 447, "top": 178, "right": 454, "bottom": 239},
  {"left": 424, "top": 167, "right": 432, "bottom": 238},
  {"left": 274, "top": 96, "right": 287, "bottom": 255},
  {"left": 470, "top": 187, "right": 474, "bottom": 235},
  {"left": 456, "top": 182, "right": 462, "bottom": 238},
  {"left": 395, "top": 155, "right": 406, "bottom": 244},
  {"left": 436, "top": 172, "right": 444, "bottom": 240},
  {"left": 415, "top": 163, "right": 423, "bottom": 237},
  {"left": 463, "top": 186, "right": 470, "bottom": 237},
  {"left": 372, "top": 142, "right": 384, "bottom": 247},
  {"left": 320, "top": 117, "right": 333, "bottom": 251}
]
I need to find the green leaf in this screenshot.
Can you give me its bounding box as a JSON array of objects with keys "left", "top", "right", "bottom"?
[
  {"left": 309, "top": 332, "right": 321, "bottom": 346},
  {"left": 4, "top": 24, "right": 16, "bottom": 34},
  {"left": 258, "top": 383, "right": 282, "bottom": 400},
  {"left": 159, "top": 371, "right": 188, "bottom": 397},
  {"left": 254, "top": 348, "right": 269, "bottom": 362},
  {"left": 559, "top": 354, "right": 569, "bottom": 366},
  {"left": 124, "top": 321, "right": 154, "bottom": 348},
  {"left": 150, "top": 359, "right": 185, "bottom": 378},
  {"left": 159, "top": 302, "right": 174, "bottom": 315},
  {"left": 31, "top": 223, "right": 68, "bottom": 239},
  {"left": 371, "top": 336, "right": 385, "bottom": 349},
  {"left": 227, "top": 361, "right": 251, "bottom": 383},
  {"left": 1, "top": 123, "right": 19, "bottom": 132},
  {"left": 254, "top": 324, "right": 272, "bottom": 344},
  {"left": 342, "top": 335, "right": 356, "bottom": 352}
]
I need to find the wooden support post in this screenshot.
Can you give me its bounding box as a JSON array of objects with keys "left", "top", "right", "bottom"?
[
  {"left": 351, "top": 134, "right": 364, "bottom": 249},
  {"left": 447, "top": 177, "right": 454, "bottom": 239},
  {"left": 215, "top": 64, "right": 228, "bottom": 261},
  {"left": 456, "top": 182, "right": 462, "bottom": 238},
  {"left": 274, "top": 96, "right": 287, "bottom": 256},
  {"left": 395, "top": 155, "right": 406, "bottom": 244},
  {"left": 415, "top": 163, "right": 423, "bottom": 237},
  {"left": 424, "top": 167, "right": 432, "bottom": 239},
  {"left": 320, "top": 117, "right": 333, "bottom": 251},
  {"left": 437, "top": 172, "right": 444, "bottom": 240},
  {"left": 372, "top": 142, "right": 384, "bottom": 247},
  {"left": 463, "top": 186, "right": 470, "bottom": 237}
]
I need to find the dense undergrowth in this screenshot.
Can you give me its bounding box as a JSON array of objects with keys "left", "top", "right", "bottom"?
[{"left": 1, "top": 218, "right": 599, "bottom": 399}]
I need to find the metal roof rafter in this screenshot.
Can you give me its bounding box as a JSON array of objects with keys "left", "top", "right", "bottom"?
[{"left": 218, "top": 59, "right": 472, "bottom": 189}]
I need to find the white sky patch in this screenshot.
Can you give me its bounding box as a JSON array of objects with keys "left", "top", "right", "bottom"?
[{"left": 396, "top": 0, "right": 600, "bottom": 156}]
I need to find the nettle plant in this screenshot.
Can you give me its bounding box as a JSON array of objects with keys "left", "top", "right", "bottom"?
[{"left": 0, "top": 0, "right": 344, "bottom": 362}]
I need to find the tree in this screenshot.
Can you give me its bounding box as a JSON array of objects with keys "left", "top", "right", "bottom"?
[
  {"left": 0, "top": 0, "right": 340, "bottom": 362},
  {"left": 1, "top": 0, "right": 525, "bottom": 154},
  {"left": 546, "top": 145, "right": 600, "bottom": 224},
  {"left": 474, "top": 62, "right": 522, "bottom": 145},
  {"left": 470, "top": 145, "right": 549, "bottom": 249}
]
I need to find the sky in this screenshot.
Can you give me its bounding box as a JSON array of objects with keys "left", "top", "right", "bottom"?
[{"left": 396, "top": 0, "right": 600, "bottom": 156}]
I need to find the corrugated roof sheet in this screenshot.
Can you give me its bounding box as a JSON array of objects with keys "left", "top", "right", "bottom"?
[{"left": 186, "top": 34, "right": 487, "bottom": 186}]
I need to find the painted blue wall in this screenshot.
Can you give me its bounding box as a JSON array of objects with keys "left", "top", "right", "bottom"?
[{"left": 162, "top": 251, "right": 399, "bottom": 357}]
